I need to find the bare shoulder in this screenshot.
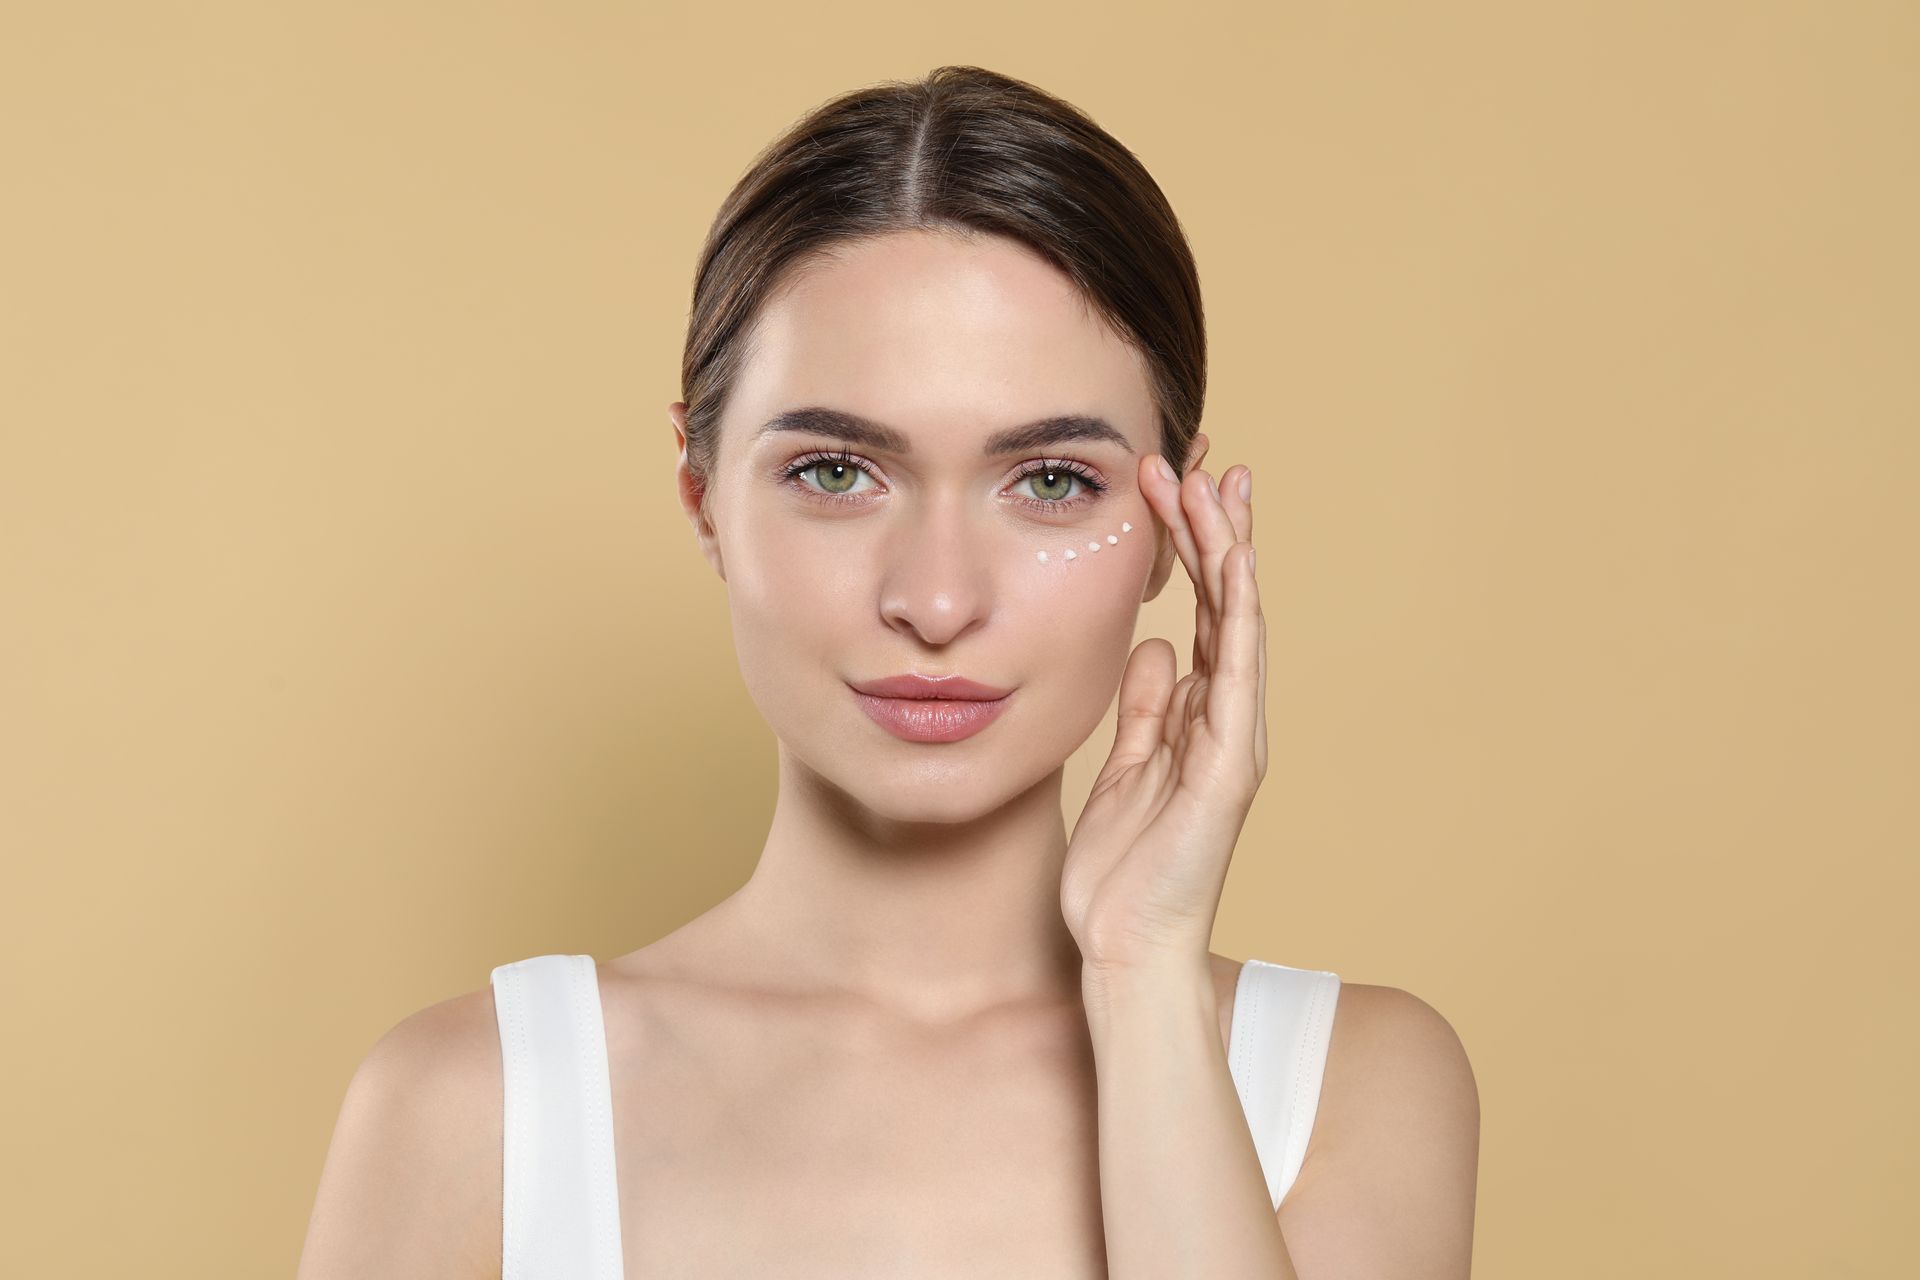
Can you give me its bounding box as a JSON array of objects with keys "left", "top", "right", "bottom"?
[
  {"left": 1321, "top": 982, "right": 1478, "bottom": 1113},
  {"left": 296, "top": 983, "right": 502, "bottom": 1280},
  {"left": 1282, "top": 981, "right": 1479, "bottom": 1277}
]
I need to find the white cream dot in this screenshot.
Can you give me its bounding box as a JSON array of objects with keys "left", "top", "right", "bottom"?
[
  {"left": 1036, "top": 550, "right": 1048, "bottom": 562},
  {"left": 1087, "top": 541, "right": 1099, "bottom": 552},
  {"left": 1063, "top": 548, "right": 1076, "bottom": 559},
  {"left": 1121, "top": 521, "right": 1133, "bottom": 533},
  {"left": 1106, "top": 534, "right": 1118, "bottom": 544}
]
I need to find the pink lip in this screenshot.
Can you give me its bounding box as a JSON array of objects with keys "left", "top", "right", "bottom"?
[
  {"left": 848, "top": 673, "right": 1013, "bottom": 701},
  {"left": 847, "top": 674, "right": 1015, "bottom": 744}
]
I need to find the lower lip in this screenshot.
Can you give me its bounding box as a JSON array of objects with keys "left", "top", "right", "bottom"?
[{"left": 853, "top": 689, "right": 1013, "bottom": 742}]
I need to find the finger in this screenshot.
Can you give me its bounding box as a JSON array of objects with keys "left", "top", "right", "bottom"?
[
  {"left": 1206, "top": 541, "right": 1262, "bottom": 767},
  {"left": 1192, "top": 537, "right": 1215, "bottom": 680},
  {"left": 1141, "top": 453, "right": 1207, "bottom": 606},
  {"left": 1184, "top": 466, "right": 1240, "bottom": 626},
  {"left": 1164, "top": 669, "right": 1203, "bottom": 757},
  {"left": 1219, "top": 463, "right": 1261, "bottom": 772},
  {"left": 1141, "top": 454, "right": 1213, "bottom": 671},
  {"left": 1174, "top": 468, "right": 1225, "bottom": 677},
  {"left": 1107, "top": 637, "right": 1179, "bottom": 772},
  {"left": 1220, "top": 464, "right": 1253, "bottom": 545},
  {"left": 1253, "top": 571, "right": 1267, "bottom": 778}
]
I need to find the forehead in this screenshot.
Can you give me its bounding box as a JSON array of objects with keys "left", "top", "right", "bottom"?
[{"left": 726, "top": 229, "right": 1156, "bottom": 454}]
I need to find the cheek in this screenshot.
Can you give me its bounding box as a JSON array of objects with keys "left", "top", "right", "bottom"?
[
  {"left": 726, "top": 515, "right": 869, "bottom": 629},
  {"left": 1011, "top": 512, "right": 1154, "bottom": 664},
  {"left": 729, "top": 502, "right": 1154, "bottom": 659},
  {"left": 1005, "top": 515, "right": 1154, "bottom": 751},
  {"left": 1018, "top": 513, "right": 1153, "bottom": 641},
  {"left": 1027, "top": 516, "right": 1142, "bottom": 571},
  {"left": 720, "top": 522, "right": 865, "bottom": 722}
]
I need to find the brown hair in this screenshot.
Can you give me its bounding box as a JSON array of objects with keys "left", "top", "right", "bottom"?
[{"left": 678, "top": 65, "right": 1206, "bottom": 512}]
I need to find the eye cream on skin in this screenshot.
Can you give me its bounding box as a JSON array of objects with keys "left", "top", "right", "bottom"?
[{"left": 1038, "top": 519, "right": 1134, "bottom": 565}]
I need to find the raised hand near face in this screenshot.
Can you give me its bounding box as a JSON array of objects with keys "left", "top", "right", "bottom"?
[{"left": 1059, "top": 434, "right": 1266, "bottom": 975}]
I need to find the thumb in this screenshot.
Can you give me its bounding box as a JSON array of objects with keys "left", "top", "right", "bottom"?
[{"left": 1104, "top": 637, "right": 1179, "bottom": 776}]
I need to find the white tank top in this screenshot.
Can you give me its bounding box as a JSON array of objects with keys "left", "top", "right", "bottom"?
[{"left": 489, "top": 953, "right": 1340, "bottom": 1278}]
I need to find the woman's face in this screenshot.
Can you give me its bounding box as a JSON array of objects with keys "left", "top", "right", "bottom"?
[{"left": 673, "top": 228, "right": 1186, "bottom": 823}]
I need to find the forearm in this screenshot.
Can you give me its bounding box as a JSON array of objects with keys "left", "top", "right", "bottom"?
[{"left": 1082, "top": 959, "right": 1297, "bottom": 1279}]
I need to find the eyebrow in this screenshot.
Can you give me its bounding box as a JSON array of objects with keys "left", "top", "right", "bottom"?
[{"left": 754, "top": 406, "right": 1137, "bottom": 456}]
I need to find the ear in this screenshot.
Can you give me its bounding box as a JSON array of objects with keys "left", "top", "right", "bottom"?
[
  {"left": 669, "top": 401, "right": 726, "bottom": 582},
  {"left": 1141, "top": 432, "right": 1210, "bottom": 602}
]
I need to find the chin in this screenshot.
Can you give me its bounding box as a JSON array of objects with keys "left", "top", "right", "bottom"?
[{"left": 812, "top": 748, "right": 1046, "bottom": 826}]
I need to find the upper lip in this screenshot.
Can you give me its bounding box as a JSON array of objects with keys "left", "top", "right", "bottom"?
[{"left": 849, "top": 673, "right": 1014, "bottom": 701}]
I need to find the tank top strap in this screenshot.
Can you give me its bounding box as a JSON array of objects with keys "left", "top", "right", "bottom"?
[
  {"left": 490, "top": 953, "right": 625, "bottom": 1279},
  {"left": 1226, "top": 958, "right": 1342, "bottom": 1210}
]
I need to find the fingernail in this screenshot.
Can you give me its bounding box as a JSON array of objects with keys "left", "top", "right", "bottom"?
[
  {"left": 1155, "top": 456, "right": 1177, "bottom": 484},
  {"left": 1239, "top": 470, "right": 1252, "bottom": 502}
]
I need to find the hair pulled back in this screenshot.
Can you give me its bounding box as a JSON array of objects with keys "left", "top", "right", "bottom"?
[{"left": 679, "top": 65, "right": 1206, "bottom": 510}]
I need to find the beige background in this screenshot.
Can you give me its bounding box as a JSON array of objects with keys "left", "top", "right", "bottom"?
[{"left": 2, "top": 2, "right": 1914, "bottom": 1275}]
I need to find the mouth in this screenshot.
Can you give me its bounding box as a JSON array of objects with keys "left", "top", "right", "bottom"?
[
  {"left": 848, "top": 673, "right": 1013, "bottom": 701},
  {"left": 846, "top": 673, "right": 1015, "bottom": 743}
]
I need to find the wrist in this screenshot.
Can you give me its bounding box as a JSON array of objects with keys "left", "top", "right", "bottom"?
[{"left": 1081, "top": 953, "right": 1215, "bottom": 1021}]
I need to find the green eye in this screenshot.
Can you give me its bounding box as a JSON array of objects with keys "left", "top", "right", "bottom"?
[
  {"left": 1024, "top": 468, "right": 1080, "bottom": 502},
  {"left": 780, "top": 450, "right": 880, "bottom": 504},
  {"left": 809, "top": 461, "right": 860, "bottom": 495},
  {"left": 782, "top": 451, "right": 1107, "bottom": 512},
  {"left": 1011, "top": 459, "right": 1106, "bottom": 509}
]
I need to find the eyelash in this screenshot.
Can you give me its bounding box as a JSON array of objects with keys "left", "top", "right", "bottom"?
[{"left": 777, "top": 449, "right": 1110, "bottom": 514}]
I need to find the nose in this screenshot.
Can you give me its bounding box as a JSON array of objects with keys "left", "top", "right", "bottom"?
[{"left": 876, "top": 502, "right": 993, "bottom": 647}]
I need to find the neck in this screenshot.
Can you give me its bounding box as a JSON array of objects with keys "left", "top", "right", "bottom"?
[{"left": 714, "top": 742, "right": 1089, "bottom": 1024}]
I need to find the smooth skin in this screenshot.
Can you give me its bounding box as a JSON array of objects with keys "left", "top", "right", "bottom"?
[{"left": 298, "top": 229, "right": 1478, "bottom": 1277}]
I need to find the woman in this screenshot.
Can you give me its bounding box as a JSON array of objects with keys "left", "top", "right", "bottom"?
[{"left": 299, "top": 65, "right": 1479, "bottom": 1278}]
